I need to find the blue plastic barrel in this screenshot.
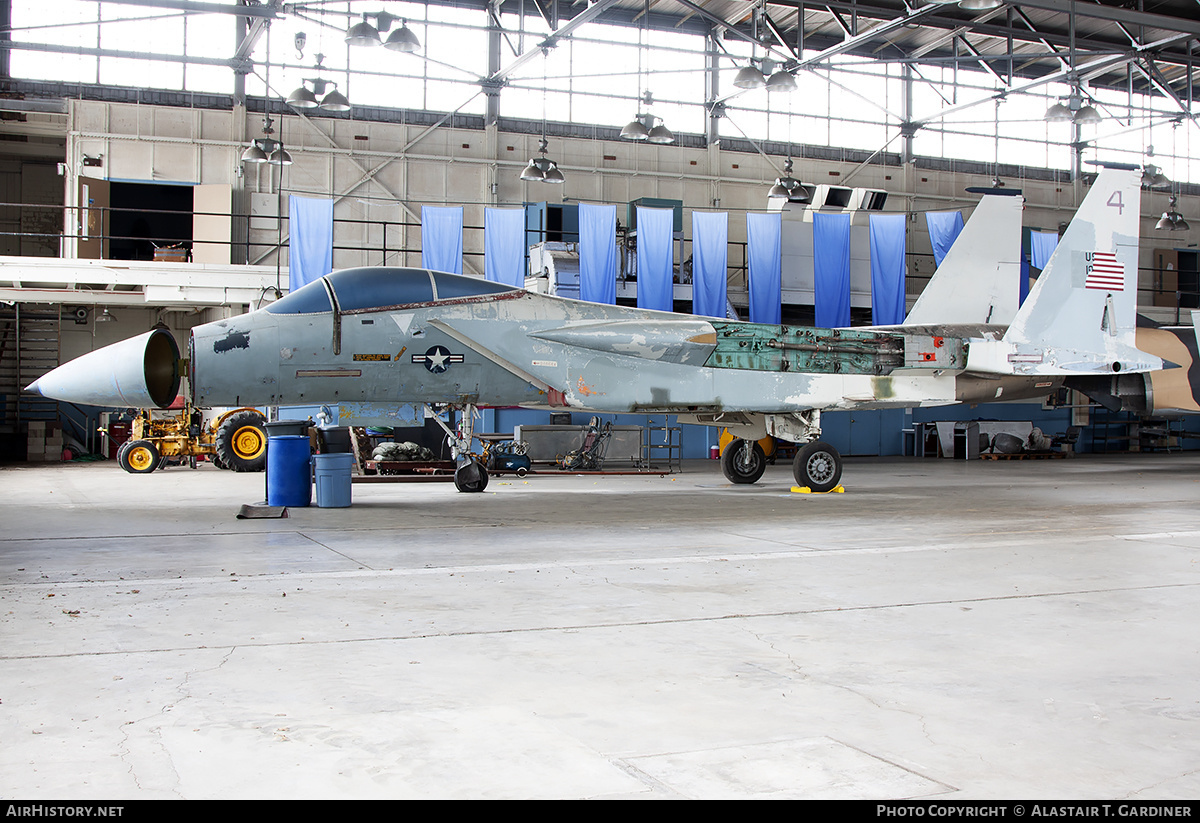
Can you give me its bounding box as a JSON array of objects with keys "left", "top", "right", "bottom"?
[
  {"left": 267, "top": 435, "right": 312, "bottom": 507},
  {"left": 313, "top": 452, "right": 354, "bottom": 508}
]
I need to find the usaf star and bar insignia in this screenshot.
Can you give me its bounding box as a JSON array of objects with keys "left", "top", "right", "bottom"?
[{"left": 411, "top": 345, "right": 464, "bottom": 374}]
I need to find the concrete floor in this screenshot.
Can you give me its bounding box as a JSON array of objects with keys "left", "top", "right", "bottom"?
[{"left": 2, "top": 452, "right": 1199, "bottom": 799}]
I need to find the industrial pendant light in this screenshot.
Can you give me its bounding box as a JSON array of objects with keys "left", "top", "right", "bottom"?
[
  {"left": 242, "top": 115, "right": 289, "bottom": 165},
  {"left": 1045, "top": 14, "right": 1100, "bottom": 126},
  {"left": 288, "top": 55, "right": 351, "bottom": 113},
  {"left": 345, "top": 14, "right": 382, "bottom": 47},
  {"left": 647, "top": 120, "right": 675, "bottom": 144},
  {"left": 1156, "top": 195, "right": 1190, "bottom": 231},
  {"left": 767, "top": 157, "right": 807, "bottom": 201},
  {"left": 520, "top": 138, "right": 564, "bottom": 184},
  {"left": 622, "top": 3, "right": 673, "bottom": 144},
  {"left": 1044, "top": 87, "right": 1101, "bottom": 124},
  {"left": 765, "top": 68, "right": 797, "bottom": 92},
  {"left": 384, "top": 19, "right": 421, "bottom": 53},
  {"left": 345, "top": 11, "right": 420, "bottom": 53},
  {"left": 733, "top": 64, "right": 766, "bottom": 90}
]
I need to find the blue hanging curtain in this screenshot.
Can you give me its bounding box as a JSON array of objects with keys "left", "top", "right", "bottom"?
[
  {"left": 691, "top": 211, "right": 728, "bottom": 318},
  {"left": 1030, "top": 230, "right": 1059, "bottom": 269},
  {"left": 287, "top": 195, "right": 333, "bottom": 292},
  {"left": 925, "top": 211, "right": 964, "bottom": 268},
  {"left": 814, "top": 212, "right": 851, "bottom": 328},
  {"left": 747, "top": 212, "right": 781, "bottom": 325},
  {"left": 636, "top": 206, "right": 674, "bottom": 312},
  {"left": 484, "top": 207, "right": 525, "bottom": 288},
  {"left": 869, "top": 213, "right": 907, "bottom": 326},
  {"left": 421, "top": 206, "right": 463, "bottom": 274},
  {"left": 578, "top": 203, "right": 617, "bottom": 304}
]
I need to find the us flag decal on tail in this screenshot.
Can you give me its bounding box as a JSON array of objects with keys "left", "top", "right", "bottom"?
[{"left": 1085, "top": 251, "right": 1124, "bottom": 291}]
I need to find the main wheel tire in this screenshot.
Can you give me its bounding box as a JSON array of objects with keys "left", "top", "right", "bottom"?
[
  {"left": 454, "top": 461, "right": 489, "bottom": 493},
  {"left": 119, "top": 440, "right": 160, "bottom": 474},
  {"left": 215, "top": 410, "right": 267, "bottom": 472},
  {"left": 793, "top": 441, "right": 842, "bottom": 493},
  {"left": 721, "top": 439, "right": 767, "bottom": 484}
]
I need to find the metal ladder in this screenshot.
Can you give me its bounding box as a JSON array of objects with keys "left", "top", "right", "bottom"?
[{"left": 0, "top": 303, "right": 61, "bottom": 438}]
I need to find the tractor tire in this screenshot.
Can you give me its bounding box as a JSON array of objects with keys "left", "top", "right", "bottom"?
[
  {"left": 215, "top": 410, "right": 267, "bottom": 472},
  {"left": 118, "top": 440, "right": 160, "bottom": 474}
]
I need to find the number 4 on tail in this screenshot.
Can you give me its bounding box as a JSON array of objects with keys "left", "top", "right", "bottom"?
[{"left": 1107, "top": 191, "right": 1124, "bottom": 214}]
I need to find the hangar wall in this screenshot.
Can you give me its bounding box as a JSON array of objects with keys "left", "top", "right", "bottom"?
[{"left": 60, "top": 97, "right": 1194, "bottom": 305}]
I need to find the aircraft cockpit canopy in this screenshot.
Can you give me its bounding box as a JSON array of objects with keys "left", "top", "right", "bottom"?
[{"left": 267, "top": 267, "right": 518, "bottom": 316}]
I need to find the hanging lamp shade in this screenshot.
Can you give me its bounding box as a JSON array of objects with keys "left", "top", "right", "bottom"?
[
  {"left": 287, "top": 85, "right": 320, "bottom": 109},
  {"left": 346, "top": 17, "right": 381, "bottom": 47},
  {"left": 767, "top": 180, "right": 792, "bottom": 199},
  {"left": 241, "top": 142, "right": 269, "bottom": 163},
  {"left": 766, "top": 70, "right": 797, "bottom": 92},
  {"left": 542, "top": 162, "right": 565, "bottom": 184},
  {"left": 1156, "top": 198, "right": 1190, "bottom": 231},
  {"left": 647, "top": 123, "right": 675, "bottom": 144},
  {"left": 268, "top": 146, "right": 293, "bottom": 166},
  {"left": 1044, "top": 101, "right": 1073, "bottom": 122},
  {"left": 1073, "top": 104, "right": 1101, "bottom": 125},
  {"left": 621, "top": 118, "right": 650, "bottom": 140},
  {"left": 959, "top": 0, "right": 1003, "bottom": 10},
  {"left": 385, "top": 22, "right": 421, "bottom": 53},
  {"left": 767, "top": 159, "right": 807, "bottom": 201},
  {"left": 733, "top": 65, "right": 766, "bottom": 90},
  {"left": 520, "top": 159, "right": 545, "bottom": 182},
  {"left": 320, "top": 89, "right": 352, "bottom": 112}
]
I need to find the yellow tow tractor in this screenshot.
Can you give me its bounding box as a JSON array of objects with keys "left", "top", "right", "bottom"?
[{"left": 113, "top": 404, "right": 267, "bottom": 474}]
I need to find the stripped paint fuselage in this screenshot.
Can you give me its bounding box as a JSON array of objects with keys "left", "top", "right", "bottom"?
[{"left": 188, "top": 268, "right": 1058, "bottom": 421}]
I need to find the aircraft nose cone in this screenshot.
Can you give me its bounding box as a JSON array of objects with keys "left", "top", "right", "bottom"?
[{"left": 25, "top": 378, "right": 42, "bottom": 395}]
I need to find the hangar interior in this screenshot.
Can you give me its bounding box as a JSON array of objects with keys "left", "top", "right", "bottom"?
[
  {"left": 0, "top": 0, "right": 1197, "bottom": 461},
  {"left": 2, "top": 0, "right": 1200, "bottom": 801}
]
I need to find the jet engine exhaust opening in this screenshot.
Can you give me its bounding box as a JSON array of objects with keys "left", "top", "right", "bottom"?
[{"left": 144, "top": 329, "right": 182, "bottom": 408}]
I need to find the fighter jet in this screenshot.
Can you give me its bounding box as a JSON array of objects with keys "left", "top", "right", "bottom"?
[{"left": 28, "top": 165, "right": 1156, "bottom": 493}]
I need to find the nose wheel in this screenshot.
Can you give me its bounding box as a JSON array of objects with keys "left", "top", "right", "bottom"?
[{"left": 454, "top": 459, "right": 489, "bottom": 493}]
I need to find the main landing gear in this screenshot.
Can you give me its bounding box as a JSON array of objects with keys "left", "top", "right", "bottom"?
[{"left": 720, "top": 436, "right": 843, "bottom": 492}]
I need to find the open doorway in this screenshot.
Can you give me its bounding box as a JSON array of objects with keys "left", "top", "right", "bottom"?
[{"left": 107, "top": 182, "right": 193, "bottom": 261}]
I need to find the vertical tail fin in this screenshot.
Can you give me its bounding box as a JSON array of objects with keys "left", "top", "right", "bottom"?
[
  {"left": 904, "top": 191, "right": 1023, "bottom": 327},
  {"left": 967, "top": 165, "right": 1161, "bottom": 376},
  {"left": 1005, "top": 166, "right": 1141, "bottom": 354}
]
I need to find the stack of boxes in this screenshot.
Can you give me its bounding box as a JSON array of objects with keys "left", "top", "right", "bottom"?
[{"left": 26, "top": 421, "right": 64, "bottom": 462}]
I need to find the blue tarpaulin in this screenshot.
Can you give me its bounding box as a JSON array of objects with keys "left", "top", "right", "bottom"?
[
  {"left": 484, "top": 207, "right": 525, "bottom": 288},
  {"left": 421, "top": 206, "right": 463, "bottom": 274},
  {"left": 636, "top": 206, "right": 674, "bottom": 312},
  {"left": 1030, "top": 230, "right": 1059, "bottom": 269},
  {"left": 288, "top": 195, "right": 333, "bottom": 292},
  {"left": 814, "top": 212, "right": 851, "bottom": 328},
  {"left": 869, "top": 213, "right": 907, "bottom": 326},
  {"left": 747, "top": 212, "right": 781, "bottom": 325},
  {"left": 925, "top": 211, "right": 964, "bottom": 268},
  {"left": 691, "top": 211, "right": 728, "bottom": 318},
  {"left": 579, "top": 203, "right": 617, "bottom": 304}
]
